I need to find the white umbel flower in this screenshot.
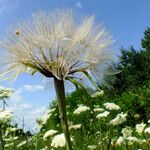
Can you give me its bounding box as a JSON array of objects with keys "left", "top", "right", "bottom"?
[
  {"left": 121, "top": 127, "right": 132, "bottom": 138},
  {"left": 0, "top": 110, "right": 13, "bottom": 122},
  {"left": 116, "top": 136, "right": 125, "bottom": 146},
  {"left": 96, "top": 111, "right": 110, "bottom": 119},
  {"left": 51, "top": 133, "right": 66, "bottom": 148},
  {"left": 38, "top": 110, "right": 52, "bottom": 125},
  {"left": 43, "top": 130, "right": 58, "bottom": 140},
  {"left": 103, "top": 102, "right": 120, "bottom": 110},
  {"left": 4, "top": 136, "right": 19, "bottom": 142},
  {"left": 17, "top": 140, "right": 27, "bottom": 148},
  {"left": 135, "top": 122, "right": 146, "bottom": 134},
  {"left": 4, "top": 143, "right": 14, "bottom": 148},
  {"left": 0, "top": 88, "right": 13, "bottom": 99},
  {"left": 126, "top": 136, "right": 139, "bottom": 145},
  {"left": 73, "top": 105, "right": 90, "bottom": 115},
  {"left": 144, "top": 127, "right": 150, "bottom": 134},
  {"left": 110, "top": 112, "right": 127, "bottom": 126}
]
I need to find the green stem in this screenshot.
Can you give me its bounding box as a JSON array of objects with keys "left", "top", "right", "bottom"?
[
  {"left": 0, "top": 125, "right": 4, "bottom": 150},
  {"left": 107, "top": 138, "right": 111, "bottom": 150},
  {"left": 54, "top": 77, "right": 72, "bottom": 150}
]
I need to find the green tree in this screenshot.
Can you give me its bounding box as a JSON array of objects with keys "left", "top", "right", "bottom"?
[
  {"left": 110, "top": 28, "right": 150, "bottom": 94},
  {"left": 141, "top": 27, "right": 150, "bottom": 50}
]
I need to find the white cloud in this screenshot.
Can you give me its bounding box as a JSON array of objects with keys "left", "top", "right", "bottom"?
[
  {"left": 10, "top": 88, "right": 23, "bottom": 102},
  {"left": 75, "top": 2, "right": 82, "bottom": 9},
  {"left": 24, "top": 84, "right": 45, "bottom": 92}
]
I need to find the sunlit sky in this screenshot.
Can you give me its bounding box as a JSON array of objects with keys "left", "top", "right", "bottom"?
[{"left": 0, "top": 0, "right": 150, "bottom": 131}]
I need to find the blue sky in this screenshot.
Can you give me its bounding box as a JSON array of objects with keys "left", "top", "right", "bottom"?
[{"left": 0, "top": 0, "right": 150, "bottom": 131}]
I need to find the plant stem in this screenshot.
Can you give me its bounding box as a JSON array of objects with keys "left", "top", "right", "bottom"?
[
  {"left": 0, "top": 125, "right": 4, "bottom": 150},
  {"left": 107, "top": 138, "right": 111, "bottom": 150},
  {"left": 54, "top": 77, "right": 72, "bottom": 150}
]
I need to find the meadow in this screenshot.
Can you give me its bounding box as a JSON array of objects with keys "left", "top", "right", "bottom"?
[{"left": 0, "top": 9, "right": 150, "bottom": 150}]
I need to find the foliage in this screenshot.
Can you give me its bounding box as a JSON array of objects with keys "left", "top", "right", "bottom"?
[{"left": 108, "top": 28, "right": 150, "bottom": 94}]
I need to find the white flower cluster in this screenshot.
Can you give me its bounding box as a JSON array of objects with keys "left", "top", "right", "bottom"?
[
  {"left": 116, "top": 136, "right": 125, "bottom": 146},
  {"left": 0, "top": 110, "right": 13, "bottom": 123},
  {"left": 121, "top": 127, "right": 132, "bottom": 138},
  {"left": 116, "top": 125, "right": 148, "bottom": 146},
  {"left": 43, "top": 129, "right": 57, "bottom": 140},
  {"left": 116, "top": 135, "right": 139, "bottom": 146},
  {"left": 145, "top": 127, "right": 150, "bottom": 134},
  {"left": 5, "top": 127, "right": 18, "bottom": 136},
  {"left": 51, "top": 133, "right": 66, "bottom": 148},
  {"left": 4, "top": 136, "right": 19, "bottom": 142},
  {"left": 0, "top": 87, "right": 13, "bottom": 99},
  {"left": 17, "top": 140, "right": 27, "bottom": 148},
  {"left": 135, "top": 122, "right": 146, "bottom": 134},
  {"left": 96, "top": 111, "right": 110, "bottom": 119},
  {"left": 4, "top": 142, "right": 14, "bottom": 148},
  {"left": 110, "top": 112, "right": 127, "bottom": 126},
  {"left": 126, "top": 136, "right": 139, "bottom": 145},
  {"left": 103, "top": 102, "right": 120, "bottom": 110},
  {"left": 73, "top": 105, "right": 90, "bottom": 115},
  {"left": 38, "top": 109, "right": 56, "bottom": 126}
]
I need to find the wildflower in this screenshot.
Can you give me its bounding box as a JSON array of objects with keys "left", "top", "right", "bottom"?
[
  {"left": 73, "top": 105, "right": 90, "bottom": 115},
  {"left": 103, "top": 102, "right": 120, "bottom": 110},
  {"left": 145, "top": 127, "right": 150, "bottom": 134},
  {"left": 6, "top": 127, "right": 18, "bottom": 132},
  {"left": 135, "top": 122, "right": 146, "bottom": 134},
  {"left": 0, "top": 87, "right": 13, "bottom": 99},
  {"left": 88, "top": 145, "right": 97, "bottom": 149},
  {"left": 96, "top": 111, "right": 110, "bottom": 119},
  {"left": 91, "top": 90, "right": 104, "bottom": 98},
  {"left": 139, "top": 139, "right": 146, "bottom": 144},
  {"left": 4, "top": 136, "right": 19, "bottom": 142},
  {"left": 1, "top": 9, "right": 113, "bottom": 150},
  {"left": 110, "top": 112, "right": 127, "bottom": 126},
  {"left": 121, "top": 127, "right": 132, "bottom": 138},
  {"left": 0, "top": 110, "right": 13, "bottom": 122},
  {"left": 116, "top": 136, "right": 125, "bottom": 146},
  {"left": 51, "top": 133, "right": 66, "bottom": 148},
  {"left": 69, "top": 124, "right": 82, "bottom": 130},
  {"left": 126, "top": 136, "right": 139, "bottom": 145},
  {"left": 39, "top": 111, "right": 52, "bottom": 125},
  {"left": 17, "top": 140, "right": 27, "bottom": 148},
  {"left": 93, "top": 108, "right": 104, "bottom": 112},
  {"left": 43, "top": 130, "right": 58, "bottom": 140},
  {"left": 4, "top": 143, "right": 14, "bottom": 148},
  {"left": 0, "top": 10, "right": 113, "bottom": 82},
  {"left": 5, "top": 127, "right": 18, "bottom": 136}
]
